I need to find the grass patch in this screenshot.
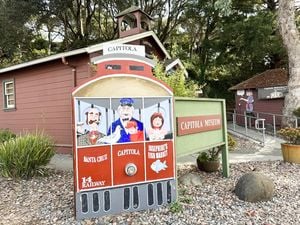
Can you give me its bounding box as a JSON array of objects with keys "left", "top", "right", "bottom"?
[
  {"left": 0, "top": 132, "right": 55, "bottom": 179},
  {"left": 0, "top": 129, "right": 16, "bottom": 144}
]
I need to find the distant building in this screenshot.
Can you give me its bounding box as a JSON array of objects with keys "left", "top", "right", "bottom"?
[
  {"left": 229, "top": 68, "right": 288, "bottom": 125},
  {"left": 0, "top": 7, "right": 185, "bottom": 154}
]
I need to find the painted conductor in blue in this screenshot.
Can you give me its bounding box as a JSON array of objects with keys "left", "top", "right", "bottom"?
[{"left": 107, "top": 98, "right": 144, "bottom": 143}]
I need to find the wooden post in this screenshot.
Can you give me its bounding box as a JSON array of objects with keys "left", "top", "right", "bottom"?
[{"left": 221, "top": 99, "right": 229, "bottom": 178}]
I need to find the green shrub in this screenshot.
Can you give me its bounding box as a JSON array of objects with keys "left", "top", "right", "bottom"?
[
  {"left": 0, "top": 129, "right": 16, "bottom": 144},
  {"left": 228, "top": 134, "right": 237, "bottom": 151},
  {"left": 278, "top": 127, "right": 300, "bottom": 145},
  {"left": 153, "top": 57, "right": 198, "bottom": 97},
  {"left": 197, "top": 147, "right": 221, "bottom": 162},
  {"left": 169, "top": 201, "right": 183, "bottom": 213},
  {"left": 0, "top": 133, "right": 55, "bottom": 179},
  {"left": 293, "top": 107, "right": 300, "bottom": 117}
]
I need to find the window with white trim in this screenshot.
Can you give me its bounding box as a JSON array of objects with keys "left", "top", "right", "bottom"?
[{"left": 3, "top": 80, "right": 15, "bottom": 109}]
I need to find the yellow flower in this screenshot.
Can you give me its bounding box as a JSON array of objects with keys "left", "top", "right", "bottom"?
[{"left": 278, "top": 127, "right": 300, "bottom": 145}]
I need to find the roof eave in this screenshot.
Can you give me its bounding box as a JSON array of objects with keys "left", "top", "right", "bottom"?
[
  {"left": 165, "top": 58, "right": 188, "bottom": 77},
  {"left": 0, "top": 48, "right": 88, "bottom": 74},
  {"left": 0, "top": 31, "right": 170, "bottom": 74}
]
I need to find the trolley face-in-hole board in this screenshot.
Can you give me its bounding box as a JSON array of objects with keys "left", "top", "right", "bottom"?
[{"left": 72, "top": 44, "right": 176, "bottom": 220}]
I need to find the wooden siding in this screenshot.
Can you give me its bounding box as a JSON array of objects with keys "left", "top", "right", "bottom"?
[{"left": 0, "top": 54, "right": 91, "bottom": 153}]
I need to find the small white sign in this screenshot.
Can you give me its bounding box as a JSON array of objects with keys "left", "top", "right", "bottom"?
[
  {"left": 103, "top": 44, "right": 145, "bottom": 57},
  {"left": 237, "top": 90, "right": 245, "bottom": 96}
]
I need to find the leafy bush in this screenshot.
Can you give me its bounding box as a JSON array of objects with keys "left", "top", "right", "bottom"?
[
  {"left": 293, "top": 107, "right": 300, "bottom": 117},
  {"left": 0, "top": 133, "right": 55, "bottom": 179},
  {"left": 228, "top": 134, "right": 237, "bottom": 151},
  {"left": 153, "top": 58, "right": 198, "bottom": 97},
  {"left": 278, "top": 127, "right": 300, "bottom": 145},
  {"left": 0, "top": 129, "right": 16, "bottom": 144}
]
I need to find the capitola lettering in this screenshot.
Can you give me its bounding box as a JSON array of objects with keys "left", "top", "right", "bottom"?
[{"left": 108, "top": 45, "right": 137, "bottom": 52}]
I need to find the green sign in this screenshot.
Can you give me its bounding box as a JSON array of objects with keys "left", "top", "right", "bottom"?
[{"left": 174, "top": 97, "right": 229, "bottom": 177}]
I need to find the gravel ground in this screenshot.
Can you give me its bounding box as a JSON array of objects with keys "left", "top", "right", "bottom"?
[
  {"left": 0, "top": 162, "right": 299, "bottom": 225},
  {"left": 0, "top": 138, "right": 299, "bottom": 225},
  {"left": 230, "top": 135, "right": 262, "bottom": 154}
]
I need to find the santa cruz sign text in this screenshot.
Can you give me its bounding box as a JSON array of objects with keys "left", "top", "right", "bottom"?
[{"left": 176, "top": 115, "right": 222, "bottom": 136}]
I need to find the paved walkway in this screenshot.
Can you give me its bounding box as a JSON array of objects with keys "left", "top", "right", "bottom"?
[
  {"left": 227, "top": 121, "right": 265, "bottom": 144},
  {"left": 227, "top": 122, "right": 283, "bottom": 163},
  {"left": 48, "top": 125, "right": 284, "bottom": 171},
  {"left": 47, "top": 154, "right": 73, "bottom": 171}
]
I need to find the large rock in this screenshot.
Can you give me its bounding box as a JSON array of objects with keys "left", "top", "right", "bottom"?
[
  {"left": 178, "top": 172, "right": 202, "bottom": 186},
  {"left": 235, "top": 172, "right": 274, "bottom": 202}
]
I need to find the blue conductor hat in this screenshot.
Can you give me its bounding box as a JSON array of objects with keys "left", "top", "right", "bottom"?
[{"left": 120, "top": 98, "right": 134, "bottom": 106}]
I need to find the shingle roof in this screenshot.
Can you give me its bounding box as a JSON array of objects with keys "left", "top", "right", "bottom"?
[{"left": 229, "top": 68, "right": 288, "bottom": 91}]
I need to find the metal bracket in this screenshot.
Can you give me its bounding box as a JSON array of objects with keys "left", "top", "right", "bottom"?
[{"left": 255, "top": 118, "right": 265, "bottom": 130}]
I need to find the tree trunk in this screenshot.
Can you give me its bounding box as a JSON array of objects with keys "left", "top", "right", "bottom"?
[{"left": 278, "top": 0, "right": 300, "bottom": 126}]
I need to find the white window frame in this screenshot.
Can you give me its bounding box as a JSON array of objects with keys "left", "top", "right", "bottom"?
[{"left": 3, "top": 80, "right": 15, "bottom": 109}]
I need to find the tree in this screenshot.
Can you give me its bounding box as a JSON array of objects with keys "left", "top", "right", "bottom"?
[
  {"left": 0, "top": 0, "right": 43, "bottom": 66},
  {"left": 46, "top": 0, "right": 103, "bottom": 49},
  {"left": 278, "top": 0, "right": 300, "bottom": 124},
  {"left": 153, "top": 59, "right": 198, "bottom": 97},
  {"left": 167, "top": 0, "right": 286, "bottom": 105}
]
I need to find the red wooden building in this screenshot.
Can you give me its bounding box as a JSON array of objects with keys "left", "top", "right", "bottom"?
[
  {"left": 229, "top": 68, "right": 288, "bottom": 125},
  {"left": 0, "top": 7, "right": 185, "bottom": 154}
]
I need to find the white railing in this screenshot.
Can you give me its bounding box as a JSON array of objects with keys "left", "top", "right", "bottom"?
[{"left": 227, "top": 110, "right": 299, "bottom": 146}]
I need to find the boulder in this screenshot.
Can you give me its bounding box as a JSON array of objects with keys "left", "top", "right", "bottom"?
[
  {"left": 178, "top": 172, "right": 202, "bottom": 186},
  {"left": 235, "top": 172, "right": 274, "bottom": 202}
]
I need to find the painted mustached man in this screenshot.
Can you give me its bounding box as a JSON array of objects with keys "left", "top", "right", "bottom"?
[
  {"left": 77, "top": 105, "right": 105, "bottom": 146},
  {"left": 107, "top": 98, "right": 144, "bottom": 143}
]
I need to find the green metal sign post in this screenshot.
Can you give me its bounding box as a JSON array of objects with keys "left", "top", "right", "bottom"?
[{"left": 174, "top": 97, "right": 229, "bottom": 177}]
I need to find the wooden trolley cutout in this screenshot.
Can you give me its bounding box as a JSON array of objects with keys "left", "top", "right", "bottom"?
[{"left": 72, "top": 44, "right": 176, "bottom": 220}]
